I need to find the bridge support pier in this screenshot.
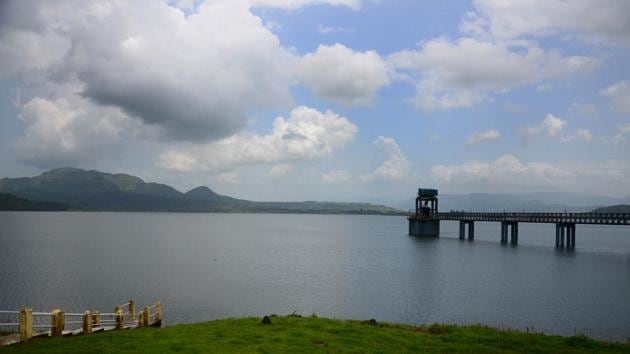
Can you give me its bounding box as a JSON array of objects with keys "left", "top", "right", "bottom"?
[
  {"left": 500, "top": 221, "right": 518, "bottom": 245},
  {"left": 459, "top": 221, "right": 474, "bottom": 241},
  {"left": 409, "top": 219, "right": 440, "bottom": 237},
  {"left": 556, "top": 223, "right": 576, "bottom": 249}
]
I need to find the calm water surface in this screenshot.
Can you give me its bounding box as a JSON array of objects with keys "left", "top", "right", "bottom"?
[{"left": 1, "top": 212, "right": 629, "bottom": 340}]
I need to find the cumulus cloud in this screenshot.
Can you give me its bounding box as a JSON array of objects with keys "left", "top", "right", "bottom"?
[
  {"left": 360, "top": 136, "right": 409, "bottom": 183},
  {"left": 615, "top": 124, "right": 630, "bottom": 143},
  {"left": 466, "top": 129, "right": 501, "bottom": 145},
  {"left": 600, "top": 81, "right": 630, "bottom": 114},
  {"left": 462, "top": 0, "right": 630, "bottom": 45},
  {"left": 322, "top": 169, "right": 352, "bottom": 183},
  {"left": 158, "top": 106, "right": 357, "bottom": 172},
  {"left": 266, "top": 163, "right": 293, "bottom": 178},
  {"left": 249, "top": 0, "right": 362, "bottom": 10},
  {"left": 519, "top": 114, "right": 567, "bottom": 141},
  {"left": 542, "top": 114, "right": 567, "bottom": 137},
  {"left": 571, "top": 102, "right": 599, "bottom": 119},
  {"left": 15, "top": 95, "right": 139, "bottom": 168},
  {"left": 1, "top": 0, "right": 295, "bottom": 142},
  {"left": 431, "top": 154, "right": 574, "bottom": 188},
  {"left": 561, "top": 128, "right": 593, "bottom": 143},
  {"left": 431, "top": 155, "right": 630, "bottom": 195},
  {"left": 388, "top": 38, "right": 596, "bottom": 110},
  {"left": 299, "top": 44, "right": 390, "bottom": 106}
]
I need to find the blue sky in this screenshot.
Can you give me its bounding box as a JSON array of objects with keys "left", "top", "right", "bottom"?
[{"left": 0, "top": 0, "right": 629, "bottom": 202}]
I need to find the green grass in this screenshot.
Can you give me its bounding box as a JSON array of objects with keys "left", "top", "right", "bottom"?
[{"left": 1, "top": 316, "right": 628, "bottom": 353}]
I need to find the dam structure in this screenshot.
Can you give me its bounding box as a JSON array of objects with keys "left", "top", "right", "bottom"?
[{"left": 408, "top": 188, "right": 630, "bottom": 249}]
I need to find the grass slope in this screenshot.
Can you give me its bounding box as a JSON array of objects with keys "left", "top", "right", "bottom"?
[{"left": 2, "top": 316, "right": 628, "bottom": 353}]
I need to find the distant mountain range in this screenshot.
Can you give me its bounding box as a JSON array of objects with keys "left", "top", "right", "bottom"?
[
  {"left": 592, "top": 205, "right": 630, "bottom": 213},
  {"left": 0, "top": 168, "right": 402, "bottom": 214}
]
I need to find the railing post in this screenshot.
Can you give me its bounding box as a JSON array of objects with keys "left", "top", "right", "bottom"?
[
  {"left": 19, "top": 308, "right": 33, "bottom": 341},
  {"left": 83, "top": 311, "right": 92, "bottom": 335},
  {"left": 143, "top": 307, "right": 150, "bottom": 327},
  {"left": 155, "top": 301, "right": 162, "bottom": 324},
  {"left": 115, "top": 310, "right": 124, "bottom": 330},
  {"left": 137, "top": 311, "right": 144, "bottom": 328},
  {"left": 51, "top": 309, "right": 64, "bottom": 336},
  {"left": 92, "top": 311, "right": 101, "bottom": 327},
  {"left": 129, "top": 300, "right": 135, "bottom": 320}
]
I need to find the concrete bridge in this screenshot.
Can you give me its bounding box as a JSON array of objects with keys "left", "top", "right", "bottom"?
[{"left": 408, "top": 188, "right": 630, "bottom": 249}]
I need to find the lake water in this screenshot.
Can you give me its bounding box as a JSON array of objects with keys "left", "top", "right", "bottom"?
[{"left": 1, "top": 212, "right": 629, "bottom": 341}]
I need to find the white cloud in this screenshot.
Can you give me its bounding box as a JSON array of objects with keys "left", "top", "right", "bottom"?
[
  {"left": 299, "top": 43, "right": 390, "bottom": 106},
  {"left": 317, "top": 25, "right": 355, "bottom": 34},
  {"left": 561, "top": 128, "right": 593, "bottom": 143},
  {"left": 15, "top": 95, "right": 139, "bottom": 168},
  {"left": 520, "top": 114, "right": 567, "bottom": 141},
  {"left": 322, "top": 169, "right": 352, "bottom": 183},
  {"left": 360, "top": 136, "right": 409, "bottom": 182},
  {"left": 431, "top": 155, "right": 630, "bottom": 195},
  {"left": 615, "top": 124, "right": 630, "bottom": 143},
  {"left": 215, "top": 171, "right": 241, "bottom": 185},
  {"left": 542, "top": 114, "right": 567, "bottom": 137},
  {"left": 158, "top": 106, "right": 357, "bottom": 172},
  {"left": 600, "top": 81, "right": 630, "bottom": 114},
  {"left": 1, "top": 0, "right": 296, "bottom": 142},
  {"left": 431, "top": 154, "right": 574, "bottom": 188},
  {"left": 267, "top": 163, "right": 293, "bottom": 178},
  {"left": 462, "top": 0, "right": 630, "bottom": 45},
  {"left": 571, "top": 102, "right": 599, "bottom": 119},
  {"left": 249, "top": 0, "right": 362, "bottom": 10},
  {"left": 388, "top": 38, "right": 596, "bottom": 110},
  {"left": 466, "top": 129, "right": 501, "bottom": 145}
]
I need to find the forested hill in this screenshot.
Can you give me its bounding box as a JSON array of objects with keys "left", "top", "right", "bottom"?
[
  {"left": 0, "top": 192, "right": 69, "bottom": 211},
  {"left": 0, "top": 168, "right": 402, "bottom": 215},
  {"left": 592, "top": 205, "right": 630, "bottom": 213}
]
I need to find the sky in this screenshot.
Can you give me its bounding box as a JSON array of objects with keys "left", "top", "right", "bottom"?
[{"left": 0, "top": 0, "right": 629, "bottom": 202}]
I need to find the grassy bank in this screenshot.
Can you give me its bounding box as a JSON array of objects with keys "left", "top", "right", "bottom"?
[{"left": 1, "top": 316, "right": 628, "bottom": 353}]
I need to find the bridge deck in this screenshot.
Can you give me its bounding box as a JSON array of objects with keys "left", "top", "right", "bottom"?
[{"left": 408, "top": 212, "right": 630, "bottom": 225}]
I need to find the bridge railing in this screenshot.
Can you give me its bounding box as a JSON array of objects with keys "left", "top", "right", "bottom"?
[
  {"left": 408, "top": 210, "right": 630, "bottom": 224},
  {"left": 0, "top": 300, "right": 162, "bottom": 343}
]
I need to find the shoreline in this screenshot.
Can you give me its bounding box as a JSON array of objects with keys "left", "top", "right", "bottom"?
[{"left": 2, "top": 316, "right": 629, "bottom": 353}]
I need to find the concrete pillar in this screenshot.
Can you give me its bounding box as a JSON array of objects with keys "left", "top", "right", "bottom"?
[
  {"left": 555, "top": 224, "right": 560, "bottom": 248},
  {"left": 83, "top": 311, "right": 92, "bottom": 335},
  {"left": 468, "top": 222, "right": 474, "bottom": 241},
  {"left": 459, "top": 220, "right": 465, "bottom": 240},
  {"left": 568, "top": 224, "right": 576, "bottom": 249},
  {"left": 51, "top": 309, "right": 64, "bottom": 337},
  {"left": 514, "top": 223, "right": 518, "bottom": 244},
  {"left": 129, "top": 300, "right": 135, "bottom": 320},
  {"left": 154, "top": 301, "right": 162, "bottom": 324},
  {"left": 115, "top": 310, "right": 123, "bottom": 330},
  {"left": 19, "top": 308, "right": 33, "bottom": 341},
  {"left": 500, "top": 222, "right": 507, "bottom": 244},
  {"left": 560, "top": 226, "right": 565, "bottom": 248},
  {"left": 92, "top": 311, "right": 101, "bottom": 327},
  {"left": 143, "top": 307, "right": 150, "bottom": 327}
]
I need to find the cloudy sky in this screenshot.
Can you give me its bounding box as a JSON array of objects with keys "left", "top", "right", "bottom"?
[{"left": 1, "top": 0, "right": 629, "bottom": 202}]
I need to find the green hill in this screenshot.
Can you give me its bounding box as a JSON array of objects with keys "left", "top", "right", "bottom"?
[
  {"left": 0, "top": 193, "right": 69, "bottom": 211},
  {"left": 592, "top": 205, "right": 630, "bottom": 213},
  {"left": 1, "top": 316, "right": 627, "bottom": 353},
  {"left": 0, "top": 168, "right": 402, "bottom": 215}
]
